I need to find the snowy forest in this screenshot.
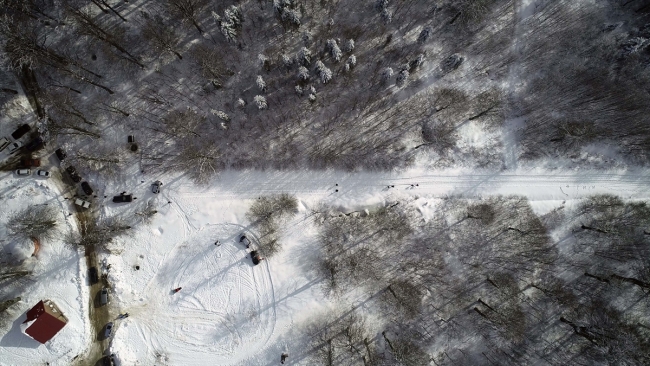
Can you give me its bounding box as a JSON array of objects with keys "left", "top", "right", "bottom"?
[{"left": 1, "top": 0, "right": 650, "bottom": 365}]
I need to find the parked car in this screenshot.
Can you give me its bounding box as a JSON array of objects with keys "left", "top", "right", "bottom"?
[
  {"left": 15, "top": 169, "right": 31, "bottom": 176},
  {"left": 0, "top": 137, "right": 10, "bottom": 152},
  {"left": 8, "top": 141, "right": 23, "bottom": 154},
  {"left": 66, "top": 166, "right": 81, "bottom": 182},
  {"left": 74, "top": 198, "right": 91, "bottom": 209},
  {"left": 81, "top": 181, "right": 94, "bottom": 195},
  {"left": 152, "top": 180, "right": 163, "bottom": 194},
  {"left": 100, "top": 288, "right": 109, "bottom": 305},
  {"left": 89, "top": 267, "right": 99, "bottom": 284},
  {"left": 11, "top": 124, "right": 30, "bottom": 140},
  {"left": 104, "top": 322, "right": 114, "bottom": 338},
  {"left": 25, "top": 137, "right": 45, "bottom": 152},
  {"left": 55, "top": 148, "right": 67, "bottom": 161},
  {"left": 240, "top": 235, "right": 251, "bottom": 248},
  {"left": 113, "top": 194, "right": 133, "bottom": 203},
  {"left": 21, "top": 158, "right": 40, "bottom": 167},
  {"left": 102, "top": 354, "right": 116, "bottom": 366},
  {"left": 36, "top": 170, "right": 51, "bottom": 178},
  {"left": 250, "top": 250, "right": 263, "bottom": 265}
]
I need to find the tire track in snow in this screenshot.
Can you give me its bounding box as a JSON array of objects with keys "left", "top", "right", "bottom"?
[{"left": 129, "top": 223, "right": 276, "bottom": 365}]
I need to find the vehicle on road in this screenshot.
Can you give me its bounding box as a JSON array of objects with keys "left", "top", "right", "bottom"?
[
  {"left": 25, "top": 137, "right": 45, "bottom": 152},
  {"left": 81, "top": 181, "right": 93, "bottom": 195},
  {"left": 36, "top": 170, "right": 51, "bottom": 177},
  {"left": 152, "top": 180, "right": 163, "bottom": 194},
  {"left": 15, "top": 169, "right": 31, "bottom": 176},
  {"left": 251, "top": 250, "right": 264, "bottom": 265},
  {"left": 104, "top": 322, "right": 114, "bottom": 338},
  {"left": 0, "top": 137, "right": 10, "bottom": 152},
  {"left": 21, "top": 158, "right": 40, "bottom": 167},
  {"left": 113, "top": 194, "right": 133, "bottom": 203},
  {"left": 100, "top": 288, "right": 109, "bottom": 305},
  {"left": 240, "top": 235, "right": 251, "bottom": 248},
  {"left": 89, "top": 267, "right": 99, "bottom": 284},
  {"left": 8, "top": 141, "right": 22, "bottom": 154},
  {"left": 66, "top": 166, "right": 81, "bottom": 182},
  {"left": 102, "top": 354, "right": 116, "bottom": 366},
  {"left": 74, "top": 198, "right": 91, "bottom": 209},
  {"left": 55, "top": 148, "right": 67, "bottom": 161},
  {"left": 11, "top": 124, "right": 30, "bottom": 140}
]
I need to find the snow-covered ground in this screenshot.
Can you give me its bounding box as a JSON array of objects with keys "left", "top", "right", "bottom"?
[
  {"left": 1, "top": 164, "right": 649, "bottom": 364},
  {"left": 0, "top": 171, "right": 89, "bottom": 366},
  {"left": 92, "top": 167, "right": 650, "bottom": 365}
]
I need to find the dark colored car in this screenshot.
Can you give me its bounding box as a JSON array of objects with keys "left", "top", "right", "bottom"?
[
  {"left": 100, "top": 288, "right": 109, "bottom": 305},
  {"left": 113, "top": 194, "right": 133, "bottom": 203},
  {"left": 66, "top": 166, "right": 81, "bottom": 183},
  {"left": 25, "top": 137, "right": 45, "bottom": 152},
  {"left": 89, "top": 267, "right": 99, "bottom": 284},
  {"left": 251, "top": 250, "right": 263, "bottom": 265},
  {"left": 21, "top": 158, "right": 41, "bottom": 167},
  {"left": 81, "top": 181, "right": 93, "bottom": 195},
  {"left": 102, "top": 354, "right": 116, "bottom": 366},
  {"left": 240, "top": 235, "right": 251, "bottom": 248},
  {"left": 55, "top": 148, "right": 67, "bottom": 161},
  {"left": 11, "top": 124, "right": 30, "bottom": 140}
]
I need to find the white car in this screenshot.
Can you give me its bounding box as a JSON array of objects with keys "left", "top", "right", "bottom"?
[
  {"left": 36, "top": 170, "right": 51, "bottom": 178},
  {"left": 15, "top": 169, "right": 31, "bottom": 176},
  {"left": 74, "top": 198, "right": 91, "bottom": 208},
  {"left": 0, "top": 137, "right": 10, "bottom": 152},
  {"left": 8, "top": 141, "right": 23, "bottom": 154}
]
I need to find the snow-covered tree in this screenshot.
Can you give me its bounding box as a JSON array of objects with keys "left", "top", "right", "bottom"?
[
  {"left": 347, "top": 55, "right": 357, "bottom": 67},
  {"left": 297, "top": 66, "right": 309, "bottom": 81},
  {"left": 297, "top": 47, "right": 311, "bottom": 66},
  {"left": 236, "top": 98, "right": 246, "bottom": 108},
  {"left": 295, "top": 85, "right": 303, "bottom": 95},
  {"left": 309, "top": 93, "right": 316, "bottom": 102},
  {"left": 254, "top": 95, "right": 267, "bottom": 110},
  {"left": 282, "top": 54, "right": 293, "bottom": 69},
  {"left": 212, "top": 109, "right": 230, "bottom": 121},
  {"left": 375, "top": 0, "right": 389, "bottom": 12},
  {"left": 396, "top": 69, "right": 409, "bottom": 87},
  {"left": 381, "top": 67, "right": 393, "bottom": 84},
  {"left": 315, "top": 60, "right": 332, "bottom": 84},
  {"left": 281, "top": 9, "right": 301, "bottom": 27},
  {"left": 381, "top": 8, "right": 392, "bottom": 23},
  {"left": 409, "top": 53, "right": 425, "bottom": 71},
  {"left": 344, "top": 39, "right": 355, "bottom": 52},
  {"left": 417, "top": 26, "right": 432, "bottom": 44},
  {"left": 256, "top": 75, "right": 267, "bottom": 93},
  {"left": 326, "top": 39, "right": 342, "bottom": 62}
]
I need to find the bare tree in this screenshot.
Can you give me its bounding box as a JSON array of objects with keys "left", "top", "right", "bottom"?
[
  {"left": 142, "top": 15, "right": 184, "bottom": 60},
  {"left": 6, "top": 205, "right": 59, "bottom": 241},
  {"left": 166, "top": 0, "right": 208, "bottom": 34}
]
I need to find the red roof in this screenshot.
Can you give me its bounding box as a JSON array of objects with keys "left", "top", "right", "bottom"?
[{"left": 22, "top": 300, "right": 67, "bottom": 344}]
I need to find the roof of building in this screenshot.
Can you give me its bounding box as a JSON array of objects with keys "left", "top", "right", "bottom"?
[{"left": 22, "top": 300, "right": 68, "bottom": 344}]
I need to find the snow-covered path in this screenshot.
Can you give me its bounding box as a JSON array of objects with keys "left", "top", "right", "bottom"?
[{"left": 169, "top": 169, "right": 650, "bottom": 201}]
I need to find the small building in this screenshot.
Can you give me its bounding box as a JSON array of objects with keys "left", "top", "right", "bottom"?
[{"left": 21, "top": 300, "right": 68, "bottom": 344}]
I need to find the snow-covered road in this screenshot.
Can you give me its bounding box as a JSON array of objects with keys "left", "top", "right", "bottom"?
[{"left": 169, "top": 169, "right": 650, "bottom": 201}]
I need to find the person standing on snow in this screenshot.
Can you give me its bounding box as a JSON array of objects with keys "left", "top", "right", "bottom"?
[
  {"left": 173, "top": 287, "right": 182, "bottom": 293},
  {"left": 281, "top": 353, "right": 289, "bottom": 364}
]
